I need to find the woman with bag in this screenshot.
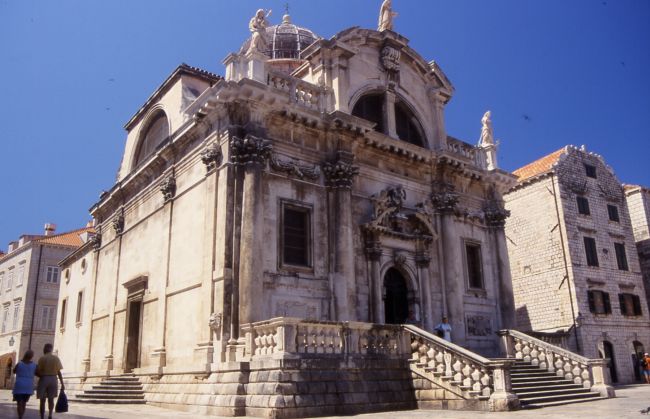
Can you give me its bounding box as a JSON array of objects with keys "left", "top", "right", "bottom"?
[{"left": 12, "top": 349, "right": 37, "bottom": 419}]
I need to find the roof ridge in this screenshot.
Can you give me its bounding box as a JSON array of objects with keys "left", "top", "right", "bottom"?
[
  {"left": 33, "top": 226, "right": 94, "bottom": 243},
  {"left": 512, "top": 146, "right": 569, "bottom": 182}
]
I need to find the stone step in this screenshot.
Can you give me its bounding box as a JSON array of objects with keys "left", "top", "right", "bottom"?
[
  {"left": 512, "top": 383, "right": 585, "bottom": 393},
  {"left": 77, "top": 393, "right": 145, "bottom": 400},
  {"left": 519, "top": 391, "right": 603, "bottom": 405},
  {"left": 512, "top": 380, "right": 574, "bottom": 389},
  {"left": 84, "top": 389, "right": 145, "bottom": 395},
  {"left": 511, "top": 371, "right": 558, "bottom": 377},
  {"left": 93, "top": 385, "right": 143, "bottom": 391},
  {"left": 70, "top": 398, "right": 147, "bottom": 405},
  {"left": 102, "top": 377, "right": 141, "bottom": 382},
  {"left": 511, "top": 375, "right": 571, "bottom": 383},
  {"left": 522, "top": 395, "right": 607, "bottom": 409},
  {"left": 516, "top": 387, "right": 593, "bottom": 399}
]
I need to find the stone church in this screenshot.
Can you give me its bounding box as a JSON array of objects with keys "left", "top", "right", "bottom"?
[{"left": 55, "top": 5, "right": 613, "bottom": 417}]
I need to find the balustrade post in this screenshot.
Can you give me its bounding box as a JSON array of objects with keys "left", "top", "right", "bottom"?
[
  {"left": 487, "top": 361, "right": 520, "bottom": 411},
  {"left": 496, "top": 330, "right": 515, "bottom": 358},
  {"left": 589, "top": 360, "right": 616, "bottom": 397}
]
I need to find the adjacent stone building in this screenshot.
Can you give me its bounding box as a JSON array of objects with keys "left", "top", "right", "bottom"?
[
  {"left": 504, "top": 145, "right": 650, "bottom": 384},
  {"left": 624, "top": 184, "right": 650, "bottom": 310},
  {"left": 0, "top": 224, "right": 93, "bottom": 388}
]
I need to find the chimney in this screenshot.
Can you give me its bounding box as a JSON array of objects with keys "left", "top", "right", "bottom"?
[
  {"left": 7, "top": 241, "right": 17, "bottom": 253},
  {"left": 44, "top": 223, "right": 57, "bottom": 236}
]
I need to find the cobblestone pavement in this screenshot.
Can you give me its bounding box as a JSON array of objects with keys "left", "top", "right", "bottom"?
[{"left": 1, "top": 385, "right": 648, "bottom": 418}]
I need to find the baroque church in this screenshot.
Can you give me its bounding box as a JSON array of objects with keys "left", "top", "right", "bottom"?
[{"left": 55, "top": 4, "right": 614, "bottom": 417}]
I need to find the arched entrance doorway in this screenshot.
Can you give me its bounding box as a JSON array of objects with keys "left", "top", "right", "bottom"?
[
  {"left": 633, "top": 341, "right": 645, "bottom": 382},
  {"left": 3, "top": 358, "right": 12, "bottom": 389},
  {"left": 600, "top": 341, "right": 618, "bottom": 384},
  {"left": 384, "top": 268, "right": 409, "bottom": 324}
]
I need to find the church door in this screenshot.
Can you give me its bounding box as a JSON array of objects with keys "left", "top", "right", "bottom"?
[
  {"left": 384, "top": 268, "right": 409, "bottom": 324},
  {"left": 602, "top": 341, "right": 618, "bottom": 383},
  {"left": 3, "top": 359, "right": 12, "bottom": 389},
  {"left": 633, "top": 341, "right": 645, "bottom": 382},
  {"left": 125, "top": 299, "right": 143, "bottom": 372}
]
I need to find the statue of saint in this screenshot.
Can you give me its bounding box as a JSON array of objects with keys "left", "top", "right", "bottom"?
[
  {"left": 248, "top": 9, "right": 272, "bottom": 54},
  {"left": 378, "top": 0, "right": 397, "bottom": 32},
  {"left": 479, "top": 111, "right": 494, "bottom": 146}
]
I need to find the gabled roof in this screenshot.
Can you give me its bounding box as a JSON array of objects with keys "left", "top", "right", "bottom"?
[
  {"left": 34, "top": 227, "right": 95, "bottom": 248},
  {"left": 513, "top": 147, "right": 567, "bottom": 182}
]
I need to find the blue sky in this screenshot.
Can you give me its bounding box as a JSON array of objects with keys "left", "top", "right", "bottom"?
[{"left": 1, "top": 0, "right": 648, "bottom": 246}]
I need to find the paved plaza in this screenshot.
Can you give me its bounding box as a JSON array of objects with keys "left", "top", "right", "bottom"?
[{"left": 0, "top": 385, "right": 648, "bottom": 419}]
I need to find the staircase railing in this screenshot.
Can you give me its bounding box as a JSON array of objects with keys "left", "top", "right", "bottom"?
[
  {"left": 497, "top": 329, "right": 615, "bottom": 398},
  {"left": 404, "top": 325, "right": 519, "bottom": 411}
]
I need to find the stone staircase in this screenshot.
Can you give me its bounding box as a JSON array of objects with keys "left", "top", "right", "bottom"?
[
  {"left": 72, "top": 374, "right": 145, "bottom": 404},
  {"left": 511, "top": 360, "right": 606, "bottom": 408}
]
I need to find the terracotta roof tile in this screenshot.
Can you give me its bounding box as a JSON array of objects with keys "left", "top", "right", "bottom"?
[
  {"left": 513, "top": 147, "right": 568, "bottom": 182},
  {"left": 34, "top": 227, "right": 95, "bottom": 247}
]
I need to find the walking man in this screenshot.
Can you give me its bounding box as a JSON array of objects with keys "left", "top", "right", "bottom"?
[
  {"left": 36, "top": 343, "right": 64, "bottom": 419},
  {"left": 643, "top": 352, "right": 650, "bottom": 384}
]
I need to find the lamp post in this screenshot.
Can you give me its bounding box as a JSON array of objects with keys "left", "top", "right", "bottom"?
[{"left": 8, "top": 336, "right": 14, "bottom": 346}]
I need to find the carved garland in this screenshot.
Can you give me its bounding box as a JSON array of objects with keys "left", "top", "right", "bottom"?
[{"left": 270, "top": 154, "right": 321, "bottom": 180}]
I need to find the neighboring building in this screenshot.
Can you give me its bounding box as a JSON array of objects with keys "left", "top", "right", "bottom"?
[
  {"left": 504, "top": 145, "right": 650, "bottom": 384},
  {"left": 624, "top": 184, "right": 650, "bottom": 310},
  {"left": 0, "top": 224, "right": 94, "bottom": 388}
]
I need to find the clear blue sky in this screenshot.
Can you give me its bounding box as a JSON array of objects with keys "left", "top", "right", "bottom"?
[{"left": 1, "top": 0, "right": 648, "bottom": 247}]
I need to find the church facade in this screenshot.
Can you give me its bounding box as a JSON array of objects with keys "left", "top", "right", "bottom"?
[{"left": 54, "top": 6, "right": 612, "bottom": 417}]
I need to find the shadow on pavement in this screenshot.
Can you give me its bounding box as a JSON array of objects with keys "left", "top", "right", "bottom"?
[{"left": 0, "top": 400, "right": 106, "bottom": 419}]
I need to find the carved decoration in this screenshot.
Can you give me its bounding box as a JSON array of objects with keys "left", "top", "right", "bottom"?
[
  {"left": 365, "top": 240, "right": 383, "bottom": 261},
  {"left": 431, "top": 182, "right": 459, "bottom": 213},
  {"left": 160, "top": 175, "right": 176, "bottom": 202},
  {"left": 322, "top": 158, "right": 359, "bottom": 189},
  {"left": 226, "top": 102, "right": 251, "bottom": 127},
  {"left": 270, "top": 154, "right": 321, "bottom": 180},
  {"left": 372, "top": 186, "right": 406, "bottom": 220},
  {"left": 112, "top": 214, "right": 124, "bottom": 235},
  {"left": 483, "top": 198, "right": 510, "bottom": 228},
  {"left": 201, "top": 143, "right": 223, "bottom": 172},
  {"left": 380, "top": 45, "right": 401, "bottom": 74},
  {"left": 208, "top": 312, "right": 222, "bottom": 333},
  {"left": 89, "top": 233, "right": 102, "bottom": 251},
  {"left": 394, "top": 252, "right": 407, "bottom": 267},
  {"left": 230, "top": 134, "right": 272, "bottom": 166},
  {"left": 415, "top": 251, "right": 431, "bottom": 268},
  {"left": 467, "top": 314, "right": 493, "bottom": 337}
]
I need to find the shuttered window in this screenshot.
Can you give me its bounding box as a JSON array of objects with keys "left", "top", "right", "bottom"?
[
  {"left": 282, "top": 204, "right": 311, "bottom": 267},
  {"left": 588, "top": 290, "right": 611, "bottom": 315},
  {"left": 465, "top": 242, "right": 484, "bottom": 289},
  {"left": 576, "top": 196, "right": 590, "bottom": 215},
  {"left": 607, "top": 205, "right": 620, "bottom": 222},
  {"left": 619, "top": 293, "right": 642, "bottom": 316},
  {"left": 584, "top": 237, "right": 599, "bottom": 267},
  {"left": 614, "top": 243, "right": 629, "bottom": 271}
]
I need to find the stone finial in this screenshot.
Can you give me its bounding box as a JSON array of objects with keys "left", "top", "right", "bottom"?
[
  {"left": 201, "top": 143, "right": 223, "bottom": 172},
  {"left": 378, "top": 0, "right": 397, "bottom": 32},
  {"left": 160, "top": 175, "right": 176, "bottom": 202},
  {"left": 248, "top": 9, "right": 272, "bottom": 54},
  {"left": 230, "top": 134, "right": 273, "bottom": 166}
]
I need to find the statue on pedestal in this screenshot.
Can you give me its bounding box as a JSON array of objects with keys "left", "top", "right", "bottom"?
[
  {"left": 479, "top": 111, "right": 494, "bottom": 146},
  {"left": 248, "top": 9, "right": 272, "bottom": 54},
  {"left": 378, "top": 0, "right": 397, "bottom": 32}
]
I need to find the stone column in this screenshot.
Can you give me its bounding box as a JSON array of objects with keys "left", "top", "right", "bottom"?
[
  {"left": 488, "top": 360, "right": 519, "bottom": 411},
  {"left": 230, "top": 134, "right": 272, "bottom": 336},
  {"left": 428, "top": 90, "right": 448, "bottom": 150},
  {"left": 323, "top": 151, "right": 359, "bottom": 321},
  {"left": 82, "top": 232, "right": 102, "bottom": 376},
  {"left": 105, "top": 210, "right": 124, "bottom": 375},
  {"left": 385, "top": 90, "right": 397, "bottom": 138},
  {"left": 365, "top": 240, "right": 383, "bottom": 323},
  {"left": 589, "top": 359, "right": 616, "bottom": 397},
  {"left": 484, "top": 199, "right": 515, "bottom": 330},
  {"left": 415, "top": 249, "right": 433, "bottom": 331}
]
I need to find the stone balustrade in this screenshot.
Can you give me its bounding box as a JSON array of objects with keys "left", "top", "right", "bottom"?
[
  {"left": 498, "top": 329, "right": 615, "bottom": 398},
  {"left": 242, "top": 317, "right": 406, "bottom": 360},
  {"left": 404, "top": 325, "right": 519, "bottom": 411},
  {"left": 267, "top": 72, "right": 325, "bottom": 112},
  {"left": 446, "top": 137, "right": 478, "bottom": 162}
]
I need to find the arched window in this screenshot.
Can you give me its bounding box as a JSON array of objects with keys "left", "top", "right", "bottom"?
[
  {"left": 134, "top": 111, "right": 169, "bottom": 167},
  {"left": 352, "top": 93, "right": 384, "bottom": 133},
  {"left": 352, "top": 93, "right": 426, "bottom": 147},
  {"left": 395, "top": 100, "right": 424, "bottom": 147}
]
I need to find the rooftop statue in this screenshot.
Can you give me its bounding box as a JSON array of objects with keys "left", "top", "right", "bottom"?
[
  {"left": 248, "top": 8, "right": 272, "bottom": 54},
  {"left": 479, "top": 111, "right": 494, "bottom": 146},
  {"left": 378, "top": 0, "right": 397, "bottom": 32}
]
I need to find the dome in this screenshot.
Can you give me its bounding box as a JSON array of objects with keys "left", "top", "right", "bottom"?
[{"left": 241, "top": 14, "right": 320, "bottom": 64}]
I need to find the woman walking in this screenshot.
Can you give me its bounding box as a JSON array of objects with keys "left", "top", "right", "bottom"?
[{"left": 13, "top": 349, "right": 37, "bottom": 419}]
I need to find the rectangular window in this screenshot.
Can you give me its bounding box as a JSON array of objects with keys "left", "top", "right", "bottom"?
[
  {"left": 16, "top": 264, "right": 25, "bottom": 287},
  {"left": 588, "top": 290, "right": 611, "bottom": 315},
  {"left": 12, "top": 301, "right": 20, "bottom": 330},
  {"left": 583, "top": 237, "right": 599, "bottom": 267},
  {"left": 46, "top": 266, "right": 59, "bottom": 283},
  {"left": 1, "top": 306, "right": 9, "bottom": 333},
  {"left": 607, "top": 205, "right": 620, "bottom": 222},
  {"left": 614, "top": 243, "right": 629, "bottom": 271},
  {"left": 619, "top": 293, "right": 642, "bottom": 316},
  {"left": 576, "top": 196, "right": 590, "bottom": 215},
  {"left": 40, "top": 305, "right": 56, "bottom": 330},
  {"left": 75, "top": 291, "right": 84, "bottom": 324},
  {"left": 0, "top": 273, "right": 4, "bottom": 294},
  {"left": 6, "top": 270, "right": 14, "bottom": 290},
  {"left": 465, "top": 242, "right": 484, "bottom": 289},
  {"left": 281, "top": 204, "right": 311, "bottom": 267},
  {"left": 59, "top": 299, "right": 67, "bottom": 329},
  {"left": 585, "top": 164, "right": 597, "bottom": 178}
]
